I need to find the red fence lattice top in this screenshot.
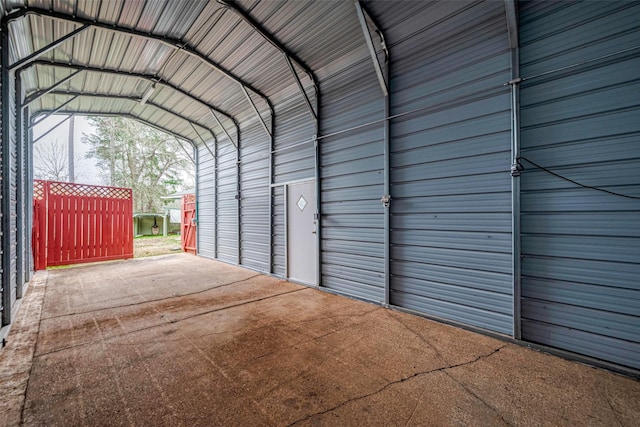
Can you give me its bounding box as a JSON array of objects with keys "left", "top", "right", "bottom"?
[{"left": 34, "top": 180, "right": 132, "bottom": 201}]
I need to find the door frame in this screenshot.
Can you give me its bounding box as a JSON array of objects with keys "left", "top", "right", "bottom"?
[{"left": 279, "top": 178, "right": 317, "bottom": 286}]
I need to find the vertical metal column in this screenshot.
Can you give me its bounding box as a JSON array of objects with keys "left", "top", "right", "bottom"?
[
  {"left": 194, "top": 143, "right": 199, "bottom": 255},
  {"left": 1, "top": 18, "right": 12, "bottom": 326},
  {"left": 214, "top": 135, "right": 219, "bottom": 259},
  {"left": 268, "top": 118, "right": 274, "bottom": 274},
  {"left": 26, "top": 112, "right": 34, "bottom": 280},
  {"left": 355, "top": 0, "right": 391, "bottom": 304},
  {"left": 383, "top": 72, "right": 390, "bottom": 306},
  {"left": 235, "top": 125, "right": 241, "bottom": 265},
  {"left": 15, "top": 72, "right": 24, "bottom": 297},
  {"left": 505, "top": 0, "right": 522, "bottom": 339}
]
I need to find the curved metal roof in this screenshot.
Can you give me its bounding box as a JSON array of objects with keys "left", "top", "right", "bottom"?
[{"left": 1, "top": 0, "right": 371, "bottom": 145}]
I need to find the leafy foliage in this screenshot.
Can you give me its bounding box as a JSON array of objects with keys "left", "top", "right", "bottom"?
[{"left": 83, "top": 117, "right": 193, "bottom": 212}]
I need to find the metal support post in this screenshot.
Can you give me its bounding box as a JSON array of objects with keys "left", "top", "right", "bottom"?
[
  {"left": 236, "top": 126, "right": 241, "bottom": 265},
  {"left": 15, "top": 72, "right": 24, "bottom": 298},
  {"left": 194, "top": 144, "right": 199, "bottom": 255},
  {"left": 1, "top": 19, "right": 12, "bottom": 326},
  {"left": 26, "top": 112, "right": 34, "bottom": 280},
  {"left": 314, "top": 134, "right": 321, "bottom": 287},
  {"left": 268, "top": 118, "right": 274, "bottom": 274},
  {"left": 383, "top": 72, "right": 390, "bottom": 306},
  {"left": 505, "top": 0, "right": 522, "bottom": 339},
  {"left": 214, "top": 134, "right": 219, "bottom": 259},
  {"left": 354, "top": 0, "right": 391, "bottom": 305}
]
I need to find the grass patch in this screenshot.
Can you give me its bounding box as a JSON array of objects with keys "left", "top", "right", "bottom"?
[{"left": 134, "top": 234, "right": 182, "bottom": 258}]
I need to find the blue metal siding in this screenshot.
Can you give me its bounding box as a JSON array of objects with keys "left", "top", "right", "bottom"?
[
  {"left": 519, "top": 0, "right": 640, "bottom": 369},
  {"left": 196, "top": 141, "right": 216, "bottom": 259},
  {"left": 319, "top": 57, "right": 385, "bottom": 302},
  {"left": 240, "top": 122, "right": 269, "bottom": 272},
  {"left": 386, "top": 1, "right": 513, "bottom": 335}
]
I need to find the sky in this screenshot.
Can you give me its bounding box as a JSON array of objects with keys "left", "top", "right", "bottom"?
[{"left": 32, "top": 114, "right": 102, "bottom": 185}]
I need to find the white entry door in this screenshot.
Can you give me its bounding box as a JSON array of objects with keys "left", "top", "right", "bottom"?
[{"left": 287, "top": 181, "right": 317, "bottom": 285}]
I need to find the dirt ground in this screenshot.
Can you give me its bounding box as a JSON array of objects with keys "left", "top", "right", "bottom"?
[{"left": 134, "top": 234, "right": 183, "bottom": 258}]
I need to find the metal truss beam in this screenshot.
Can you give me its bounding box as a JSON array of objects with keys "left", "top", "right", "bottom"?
[
  {"left": 9, "top": 25, "right": 89, "bottom": 70},
  {"left": 31, "top": 114, "right": 72, "bottom": 144},
  {"left": 219, "top": 0, "right": 318, "bottom": 120},
  {"left": 209, "top": 109, "right": 237, "bottom": 149},
  {"left": 30, "top": 111, "right": 196, "bottom": 149},
  {"left": 354, "top": 0, "right": 388, "bottom": 96},
  {"left": 22, "top": 70, "right": 82, "bottom": 106},
  {"left": 3, "top": 8, "right": 272, "bottom": 126},
  {"left": 41, "top": 90, "right": 215, "bottom": 140},
  {"left": 505, "top": 0, "right": 519, "bottom": 49},
  {"left": 19, "top": 60, "right": 236, "bottom": 124},
  {"left": 32, "top": 95, "right": 78, "bottom": 126}
]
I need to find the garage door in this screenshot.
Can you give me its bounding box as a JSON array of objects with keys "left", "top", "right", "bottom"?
[{"left": 519, "top": 0, "right": 640, "bottom": 370}]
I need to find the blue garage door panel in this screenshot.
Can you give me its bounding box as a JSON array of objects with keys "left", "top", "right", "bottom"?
[{"left": 519, "top": 0, "right": 640, "bottom": 370}]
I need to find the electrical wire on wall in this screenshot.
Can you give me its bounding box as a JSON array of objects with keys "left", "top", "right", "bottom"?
[{"left": 517, "top": 157, "right": 640, "bottom": 200}]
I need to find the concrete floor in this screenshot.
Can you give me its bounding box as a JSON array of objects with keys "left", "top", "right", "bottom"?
[{"left": 1, "top": 254, "right": 639, "bottom": 426}]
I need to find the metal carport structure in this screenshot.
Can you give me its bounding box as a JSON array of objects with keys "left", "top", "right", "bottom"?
[{"left": 0, "top": 0, "right": 639, "bottom": 377}]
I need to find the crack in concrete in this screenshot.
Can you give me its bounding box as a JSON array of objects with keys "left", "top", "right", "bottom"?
[
  {"left": 33, "top": 288, "right": 307, "bottom": 358},
  {"left": 443, "top": 370, "right": 512, "bottom": 426},
  {"left": 387, "top": 311, "right": 446, "bottom": 362},
  {"left": 285, "top": 344, "right": 509, "bottom": 427},
  {"left": 40, "top": 274, "right": 265, "bottom": 321}
]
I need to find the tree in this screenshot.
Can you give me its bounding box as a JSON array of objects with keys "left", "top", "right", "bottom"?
[
  {"left": 83, "top": 117, "right": 193, "bottom": 212},
  {"left": 34, "top": 138, "right": 68, "bottom": 181},
  {"left": 33, "top": 138, "right": 87, "bottom": 182}
]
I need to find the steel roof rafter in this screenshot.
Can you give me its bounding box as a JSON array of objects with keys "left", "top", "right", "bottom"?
[
  {"left": 3, "top": 7, "right": 273, "bottom": 127},
  {"left": 32, "top": 95, "right": 79, "bottom": 125},
  {"left": 30, "top": 111, "right": 196, "bottom": 149},
  {"left": 41, "top": 90, "right": 216, "bottom": 141},
  {"left": 9, "top": 24, "right": 89, "bottom": 71},
  {"left": 218, "top": 0, "right": 318, "bottom": 120},
  {"left": 30, "top": 114, "right": 72, "bottom": 144},
  {"left": 22, "top": 70, "right": 83, "bottom": 106},
  {"left": 19, "top": 60, "right": 237, "bottom": 128}
]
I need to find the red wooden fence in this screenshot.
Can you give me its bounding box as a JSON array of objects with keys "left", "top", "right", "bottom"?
[
  {"left": 181, "top": 194, "right": 196, "bottom": 254},
  {"left": 33, "top": 180, "right": 134, "bottom": 270}
]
